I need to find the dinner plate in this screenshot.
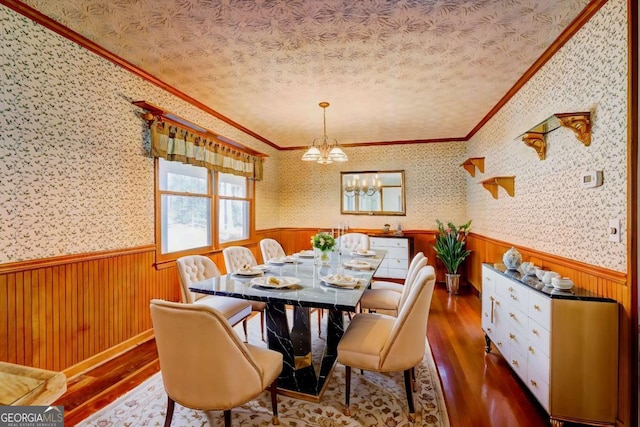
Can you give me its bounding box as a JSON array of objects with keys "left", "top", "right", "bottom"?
[
  {"left": 268, "top": 256, "right": 297, "bottom": 265},
  {"left": 343, "top": 260, "right": 372, "bottom": 270},
  {"left": 350, "top": 250, "right": 375, "bottom": 257},
  {"left": 296, "top": 250, "right": 316, "bottom": 258},
  {"left": 321, "top": 274, "right": 359, "bottom": 289},
  {"left": 250, "top": 276, "right": 300, "bottom": 289},
  {"left": 234, "top": 268, "right": 264, "bottom": 277}
]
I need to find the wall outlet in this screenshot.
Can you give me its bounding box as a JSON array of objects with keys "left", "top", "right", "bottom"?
[{"left": 608, "top": 219, "right": 621, "bottom": 242}]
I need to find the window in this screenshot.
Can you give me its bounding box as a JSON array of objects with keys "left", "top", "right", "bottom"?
[
  {"left": 157, "top": 158, "right": 253, "bottom": 258},
  {"left": 218, "top": 173, "right": 251, "bottom": 243}
]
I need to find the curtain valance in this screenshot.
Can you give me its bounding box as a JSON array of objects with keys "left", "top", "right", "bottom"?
[{"left": 149, "top": 119, "right": 264, "bottom": 181}]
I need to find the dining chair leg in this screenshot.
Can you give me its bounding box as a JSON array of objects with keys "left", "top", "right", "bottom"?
[
  {"left": 260, "top": 311, "right": 265, "bottom": 341},
  {"left": 411, "top": 366, "right": 417, "bottom": 392},
  {"left": 344, "top": 366, "right": 351, "bottom": 416},
  {"left": 164, "top": 396, "right": 175, "bottom": 427},
  {"left": 270, "top": 379, "right": 280, "bottom": 425},
  {"left": 242, "top": 318, "right": 249, "bottom": 343},
  {"left": 224, "top": 409, "right": 232, "bottom": 427},
  {"left": 317, "top": 309, "right": 322, "bottom": 336},
  {"left": 403, "top": 369, "right": 415, "bottom": 422}
]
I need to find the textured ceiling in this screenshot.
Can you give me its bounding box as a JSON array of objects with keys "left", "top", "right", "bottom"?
[{"left": 19, "top": 0, "right": 590, "bottom": 148}]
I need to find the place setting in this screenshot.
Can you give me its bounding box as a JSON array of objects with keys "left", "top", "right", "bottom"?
[
  {"left": 320, "top": 273, "right": 362, "bottom": 290},
  {"left": 233, "top": 264, "right": 270, "bottom": 277},
  {"left": 250, "top": 275, "right": 302, "bottom": 290},
  {"left": 343, "top": 259, "right": 374, "bottom": 271}
]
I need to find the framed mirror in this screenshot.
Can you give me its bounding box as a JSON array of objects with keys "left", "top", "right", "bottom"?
[{"left": 341, "top": 170, "right": 406, "bottom": 215}]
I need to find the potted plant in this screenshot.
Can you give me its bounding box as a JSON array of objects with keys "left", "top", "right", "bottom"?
[{"left": 433, "top": 219, "right": 472, "bottom": 294}]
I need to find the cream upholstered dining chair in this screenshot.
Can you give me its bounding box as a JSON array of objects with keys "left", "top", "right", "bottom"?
[
  {"left": 371, "top": 252, "right": 427, "bottom": 294},
  {"left": 335, "top": 233, "right": 370, "bottom": 252},
  {"left": 259, "top": 238, "right": 286, "bottom": 263},
  {"left": 176, "top": 255, "right": 252, "bottom": 341},
  {"left": 150, "top": 299, "right": 282, "bottom": 427},
  {"left": 337, "top": 265, "right": 436, "bottom": 421},
  {"left": 223, "top": 246, "right": 268, "bottom": 341},
  {"left": 359, "top": 252, "right": 427, "bottom": 317}
]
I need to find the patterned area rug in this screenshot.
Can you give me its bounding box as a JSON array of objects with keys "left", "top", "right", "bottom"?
[{"left": 79, "top": 312, "right": 449, "bottom": 427}]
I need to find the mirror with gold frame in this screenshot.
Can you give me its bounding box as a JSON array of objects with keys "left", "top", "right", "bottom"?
[{"left": 341, "top": 170, "right": 406, "bottom": 216}]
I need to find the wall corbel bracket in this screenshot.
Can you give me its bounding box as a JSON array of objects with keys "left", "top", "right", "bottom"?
[
  {"left": 480, "top": 176, "right": 515, "bottom": 199},
  {"left": 555, "top": 112, "right": 591, "bottom": 146},
  {"left": 460, "top": 157, "right": 485, "bottom": 177},
  {"left": 522, "top": 132, "right": 546, "bottom": 160}
]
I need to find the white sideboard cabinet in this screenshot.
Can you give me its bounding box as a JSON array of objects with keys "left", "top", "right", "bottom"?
[
  {"left": 482, "top": 264, "right": 618, "bottom": 427},
  {"left": 369, "top": 236, "right": 412, "bottom": 279}
]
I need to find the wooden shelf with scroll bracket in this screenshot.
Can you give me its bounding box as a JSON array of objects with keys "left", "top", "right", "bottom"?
[
  {"left": 460, "top": 157, "right": 485, "bottom": 177},
  {"left": 480, "top": 176, "right": 515, "bottom": 199},
  {"left": 520, "top": 112, "right": 591, "bottom": 160}
]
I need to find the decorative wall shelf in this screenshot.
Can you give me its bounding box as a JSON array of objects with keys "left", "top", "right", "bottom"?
[
  {"left": 460, "top": 157, "right": 485, "bottom": 177},
  {"left": 519, "top": 112, "right": 591, "bottom": 160},
  {"left": 480, "top": 176, "right": 515, "bottom": 199}
]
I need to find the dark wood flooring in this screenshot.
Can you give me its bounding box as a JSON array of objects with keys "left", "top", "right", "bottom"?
[{"left": 55, "top": 283, "right": 578, "bottom": 426}]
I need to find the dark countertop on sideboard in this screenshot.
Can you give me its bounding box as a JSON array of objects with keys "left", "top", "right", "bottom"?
[{"left": 483, "top": 263, "right": 616, "bottom": 303}]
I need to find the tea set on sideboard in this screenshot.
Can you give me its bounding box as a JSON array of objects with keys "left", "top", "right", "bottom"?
[{"left": 502, "top": 246, "right": 574, "bottom": 290}]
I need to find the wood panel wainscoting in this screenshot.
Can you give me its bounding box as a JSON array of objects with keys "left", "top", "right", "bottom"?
[{"left": 0, "top": 245, "right": 180, "bottom": 379}]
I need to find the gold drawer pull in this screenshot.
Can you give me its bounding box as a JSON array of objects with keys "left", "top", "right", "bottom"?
[
  {"left": 508, "top": 287, "right": 514, "bottom": 292},
  {"left": 511, "top": 359, "right": 519, "bottom": 367},
  {"left": 528, "top": 346, "right": 534, "bottom": 354},
  {"left": 533, "top": 304, "right": 541, "bottom": 311},
  {"left": 489, "top": 296, "right": 495, "bottom": 301},
  {"left": 509, "top": 333, "right": 516, "bottom": 340},
  {"left": 495, "top": 301, "right": 501, "bottom": 306},
  {"left": 509, "top": 312, "right": 516, "bottom": 318},
  {"left": 510, "top": 294, "right": 517, "bottom": 300},
  {"left": 530, "top": 379, "right": 537, "bottom": 387},
  {"left": 532, "top": 329, "right": 539, "bottom": 335}
]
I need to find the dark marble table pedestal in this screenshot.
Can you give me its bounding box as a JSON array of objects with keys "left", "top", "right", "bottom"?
[{"left": 265, "top": 302, "right": 345, "bottom": 401}]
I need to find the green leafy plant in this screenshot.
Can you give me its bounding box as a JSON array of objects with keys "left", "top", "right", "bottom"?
[
  {"left": 311, "top": 233, "right": 336, "bottom": 251},
  {"left": 433, "top": 220, "right": 472, "bottom": 274}
]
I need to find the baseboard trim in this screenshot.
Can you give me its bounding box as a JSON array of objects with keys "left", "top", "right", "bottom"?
[{"left": 63, "top": 329, "right": 155, "bottom": 380}]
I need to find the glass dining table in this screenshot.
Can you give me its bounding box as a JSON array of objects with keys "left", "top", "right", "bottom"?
[{"left": 188, "top": 248, "right": 386, "bottom": 401}]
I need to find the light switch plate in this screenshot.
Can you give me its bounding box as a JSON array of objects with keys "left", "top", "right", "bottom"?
[{"left": 609, "top": 219, "right": 621, "bottom": 242}]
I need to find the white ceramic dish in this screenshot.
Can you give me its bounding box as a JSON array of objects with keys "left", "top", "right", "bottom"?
[
  {"left": 235, "top": 268, "right": 264, "bottom": 276},
  {"left": 343, "top": 260, "right": 372, "bottom": 270},
  {"left": 350, "top": 250, "right": 375, "bottom": 257},
  {"left": 296, "top": 250, "right": 316, "bottom": 258},
  {"left": 551, "top": 277, "right": 574, "bottom": 290},
  {"left": 250, "top": 276, "right": 300, "bottom": 289},
  {"left": 321, "top": 274, "right": 359, "bottom": 289}
]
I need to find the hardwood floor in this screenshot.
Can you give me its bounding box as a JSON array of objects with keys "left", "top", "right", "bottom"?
[{"left": 56, "top": 284, "right": 569, "bottom": 426}]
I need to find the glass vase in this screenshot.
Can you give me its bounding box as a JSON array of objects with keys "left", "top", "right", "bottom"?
[{"left": 315, "top": 248, "right": 332, "bottom": 266}]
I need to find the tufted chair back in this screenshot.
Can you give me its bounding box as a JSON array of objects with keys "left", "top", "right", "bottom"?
[
  {"left": 259, "top": 238, "right": 286, "bottom": 263},
  {"left": 176, "top": 255, "right": 221, "bottom": 304},
  {"left": 222, "top": 246, "right": 258, "bottom": 274},
  {"left": 336, "top": 233, "right": 370, "bottom": 251}
]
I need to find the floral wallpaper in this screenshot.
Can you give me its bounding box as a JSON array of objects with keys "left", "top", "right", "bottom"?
[
  {"left": 277, "top": 142, "right": 469, "bottom": 231},
  {"left": 0, "top": 5, "right": 279, "bottom": 263},
  {"left": 465, "top": 0, "right": 628, "bottom": 272},
  {"left": 0, "top": 0, "right": 630, "bottom": 274}
]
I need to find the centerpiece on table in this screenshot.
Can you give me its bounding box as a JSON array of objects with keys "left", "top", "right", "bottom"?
[
  {"left": 433, "top": 219, "right": 472, "bottom": 294},
  {"left": 311, "top": 232, "right": 336, "bottom": 266}
]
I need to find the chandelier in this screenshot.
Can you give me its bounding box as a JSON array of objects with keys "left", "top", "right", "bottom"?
[
  {"left": 343, "top": 174, "right": 381, "bottom": 197},
  {"left": 301, "top": 102, "right": 348, "bottom": 164}
]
